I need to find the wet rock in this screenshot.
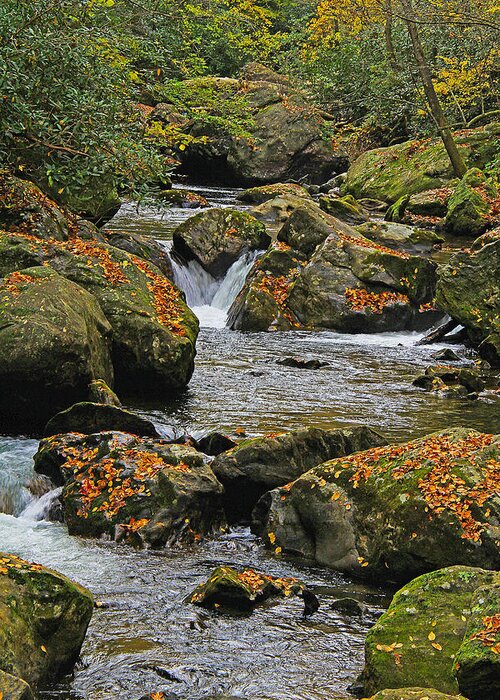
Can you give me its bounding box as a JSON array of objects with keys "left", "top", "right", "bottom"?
[
  {"left": 363, "top": 566, "right": 499, "bottom": 696},
  {"left": 342, "top": 124, "right": 499, "bottom": 202},
  {"left": 412, "top": 365, "right": 485, "bottom": 395},
  {"left": 330, "top": 597, "right": 366, "bottom": 616},
  {"left": 188, "top": 566, "right": 304, "bottom": 611},
  {"left": 431, "top": 349, "right": 462, "bottom": 362},
  {"left": 251, "top": 193, "right": 316, "bottom": 228},
  {"left": 0, "top": 552, "right": 93, "bottom": 689},
  {"left": 0, "top": 670, "right": 34, "bottom": 700},
  {"left": 356, "top": 221, "right": 444, "bottom": 254},
  {"left": 197, "top": 432, "right": 238, "bottom": 456},
  {"left": 444, "top": 169, "right": 494, "bottom": 238},
  {"left": 253, "top": 428, "right": 500, "bottom": 582},
  {"left": 436, "top": 233, "right": 500, "bottom": 366},
  {"left": 102, "top": 229, "right": 174, "bottom": 280},
  {"left": 276, "top": 357, "right": 329, "bottom": 370},
  {"left": 43, "top": 402, "right": 160, "bottom": 438},
  {"left": 367, "top": 690, "right": 467, "bottom": 700},
  {"left": 0, "top": 266, "right": 114, "bottom": 433},
  {"left": 237, "top": 183, "right": 312, "bottom": 204},
  {"left": 156, "top": 189, "right": 209, "bottom": 208},
  {"left": 212, "top": 425, "right": 386, "bottom": 522},
  {"left": 172, "top": 208, "right": 270, "bottom": 277},
  {"left": 455, "top": 581, "right": 500, "bottom": 700},
  {"left": 319, "top": 194, "right": 369, "bottom": 225},
  {"left": 34, "top": 432, "right": 226, "bottom": 546},
  {"left": 0, "top": 223, "right": 199, "bottom": 396},
  {"left": 88, "top": 379, "right": 121, "bottom": 406}
]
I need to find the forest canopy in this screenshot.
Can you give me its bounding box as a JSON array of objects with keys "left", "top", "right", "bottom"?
[{"left": 0, "top": 0, "right": 498, "bottom": 198}]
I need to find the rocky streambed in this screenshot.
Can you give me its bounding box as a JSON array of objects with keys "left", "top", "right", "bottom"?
[{"left": 0, "top": 182, "right": 499, "bottom": 700}]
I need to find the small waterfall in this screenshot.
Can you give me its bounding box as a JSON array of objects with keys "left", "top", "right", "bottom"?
[
  {"left": 20, "top": 487, "right": 63, "bottom": 522},
  {"left": 168, "top": 249, "right": 259, "bottom": 328}
]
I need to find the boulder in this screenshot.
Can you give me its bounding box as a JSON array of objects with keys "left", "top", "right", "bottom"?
[
  {"left": 211, "top": 425, "right": 386, "bottom": 522},
  {"left": 319, "top": 194, "right": 369, "bottom": 225},
  {"left": 187, "top": 566, "right": 304, "bottom": 611},
  {"left": 356, "top": 221, "right": 444, "bottom": 254},
  {"left": 102, "top": 229, "right": 174, "bottom": 280},
  {"left": 431, "top": 349, "right": 462, "bottom": 362},
  {"left": 40, "top": 172, "right": 120, "bottom": 225},
  {"left": 0, "top": 552, "right": 93, "bottom": 689},
  {"left": 197, "top": 432, "right": 238, "bottom": 456},
  {"left": 413, "top": 365, "right": 485, "bottom": 396},
  {"left": 0, "top": 228, "right": 199, "bottom": 394},
  {"left": 253, "top": 429, "right": 500, "bottom": 582},
  {"left": 436, "top": 232, "right": 500, "bottom": 366},
  {"left": 444, "top": 170, "right": 494, "bottom": 237},
  {"left": 34, "top": 431, "right": 226, "bottom": 546},
  {"left": 88, "top": 379, "right": 121, "bottom": 406},
  {"left": 343, "top": 124, "right": 500, "bottom": 202},
  {"left": 363, "top": 566, "right": 499, "bottom": 696},
  {"left": 43, "top": 402, "right": 160, "bottom": 438},
  {"left": 168, "top": 70, "right": 345, "bottom": 185},
  {"left": 455, "top": 582, "right": 500, "bottom": 700},
  {"left": 251, "top": 193, "right": 317, "bottom": 228},
  {"left": 0, "top": 670, "right": 34, "bottom": 700},
  {"left": 156, "top": 189, "right": 209, "bottom": 208},
  {"left": 367, "top": 690, "right": 467, "bottom": 700},
  {"left": 237, "top": 183, "right": 312, "bottom": 204},
  {"left": 0, "top": 266, "right": 114, "bottom": 432},
  {"left": 406, "top": 188, "right": 451, "bottom": 218},
  {"left": 172, "top": 208, "right": 270, "bottom": 277},
  {"left": 330, "top": 597, "right": 367, "bottom": 617}
]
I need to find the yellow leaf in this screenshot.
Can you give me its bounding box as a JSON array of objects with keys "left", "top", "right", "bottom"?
[
  {"left": 275, "top": 546, "right": 282, "bottom": 555},
  {"left": 332, "top": 491, "right": 340, "bottom": 500},
  {"left": 432, "top": 642, "right": 442, "bottom": 651},
  {"left": 41, "top": 645, "right": 47, "bottom": 653},
  {"left": 268, "top": 532, "right": 276, "bottom": 544},
  {"left": 428, "top": 631, "right": 436, "bottom": 641}
]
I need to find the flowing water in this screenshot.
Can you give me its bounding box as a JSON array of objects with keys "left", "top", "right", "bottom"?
[{"left": 1, "top": 186, "right": 498, "bottom": 700}]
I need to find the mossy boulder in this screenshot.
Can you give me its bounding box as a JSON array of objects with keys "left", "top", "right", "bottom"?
[
  {"left": 211, "top": 425, "right": 386, "bottom": 522},
  {"left": 343, "top": 124, "right": 500, "bottom": 202},
  {"left": 172, "top": 208, "right": 270, "bottom": 277},
  {"left": 102, "top": 230, "right": 174, "bottom": 280},
  {"left": 251, "top": 193, "right": 317, "bottom": 229},
  {"left": 188, "top": 566, "right": 304, "bottom": 611},
  {"left": 43, "top": 402, "right": 160, "bottom": 438},
  {"left": 0, "top": 670, "right": 34, "bottom": 700},
  {"left": 156, "top": 189, "right": 209, "bottom": 208},
  {"left": 413, "top": 365, "right": 485, "bottom": 397},
  {"left": 454, "top": 582, "right": 500, "bottom": 700},
  {"left": 167, "top": 69, "right": 344, "bottom": 185},
  {"left": 406, "top": 188, "right": 452, "bottom": 218},
  {"left": 363, "top": 566, "right": 499, "bottom": 696},
  {"left": 444, "top": 170, "right": 494, "bottom": 237},
  {"left": 252, "top": 429, "right": 500, "bottom": 582},
  {"left": 368, "top": 691, "right": 467, "bottom": 700},
  {"left": 357, "top": 221, "right": 444, "bottom": 254},
  {"left": 34, "top": 431, "right": 226, "bottom": 546},
  {"left": 88, "top": 379, "right": 121, "bottom": 406},
  {"left": 41, "top": 172, "right": 120, "bottom": 225},
  {"left": 0, "top": 229, "right": 199, "bottom": 394},
  {"left": 0, "top": 552, "right": 93, "bottom": 689},
  {"left": 319, "top": 194, "right": 369, "bottom": 225},
  {"left": 237, "top": 183, "right": 312, "bottom": 204},
  {"left": 0, "top": 266, "right": 114, "bottom": 432},
  {"left": 436, "top": 232, "right": 500, "bottom": 365}
]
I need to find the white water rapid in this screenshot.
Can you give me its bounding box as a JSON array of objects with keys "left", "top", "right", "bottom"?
[{"left": 169, "top": 249, "right": 259, "bottom": 328}]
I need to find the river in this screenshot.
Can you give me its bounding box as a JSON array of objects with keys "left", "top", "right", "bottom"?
[{"left": 0, "top": 186, "right": 498, "bottom": 700}]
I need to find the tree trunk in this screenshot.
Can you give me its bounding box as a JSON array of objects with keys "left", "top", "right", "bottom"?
[
  {"left": 399, "top": 0, "right": 467, "bottom": 178},
  {"left": 384, "top": 1, "right": 399, "bottom": 70}
]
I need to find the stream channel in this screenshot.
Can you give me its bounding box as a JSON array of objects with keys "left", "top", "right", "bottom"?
[{"left": 1, "top": 186, "right": 498, "bottom": 700}]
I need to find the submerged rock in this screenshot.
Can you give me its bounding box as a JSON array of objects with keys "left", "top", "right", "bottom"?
[
  {"left": 363, "top": 566, "right": 499, "bottom": 697},
  {"left": 276, "top": 356, "right": 329, "bottom": 370},
  {"left": 413, "top": 365, "right": 485, "bottom": 397},
  {"left": 34, "top": 432, "right": 226, "bottom": 546},
  {"left": 43, "top": 402, "right": 160, "bottom": 438},
  {"left": 0, "top": 266, "right": 113, "bottom": 432},
  {"left": 212, "top": 425, "right": 386, "bottom": 522},
  {"left": 436, "top": 232, "right": 500, "bottom": 366},
  {"left": 253, "top": 428, "right": 500, "bottom": 581},
  {"left": 188, "top": 566, "right": 304, "bottom": 611},
  {"left": 156, "top": 189, "right": 209, "bottom": 208},
  {"left": 172, "top": 208, "right": 270, "bottom": 277},
  {"left": 0, "top": 552, "right": 93, "bottom": 690}
]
